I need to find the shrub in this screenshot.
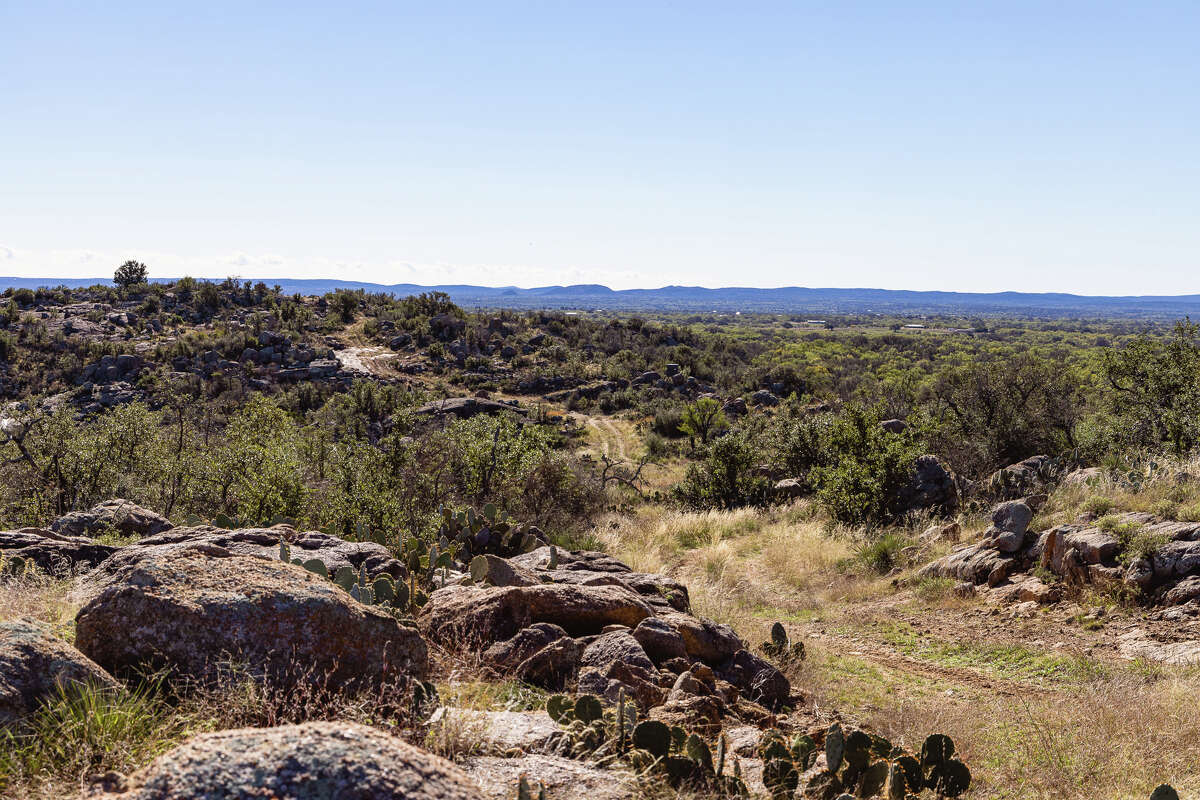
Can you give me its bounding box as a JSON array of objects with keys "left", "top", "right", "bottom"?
[
  {"left": 810, "top": 405, "right": 922, "bottom": 526},
  {"left": 673, "top": 429, "right": 770, "bottom": 509},
  {"left": 1082, "top": 495, "right": 1115, "bottom": 516},
  {"left": 651, "top": 407, "right": 685, "bottom": 438}
]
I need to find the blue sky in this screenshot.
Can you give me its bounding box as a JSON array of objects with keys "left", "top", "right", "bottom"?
[{"left": 2, "top": 1, "right": 1198, "bottom": 293}]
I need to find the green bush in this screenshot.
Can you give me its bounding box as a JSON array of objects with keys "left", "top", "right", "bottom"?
[
  {"left": 810, "top": 405, "right": 921, "bottom": 526},
  {"left": 673, "top": 429, "right": 770, "bottom": 509}
]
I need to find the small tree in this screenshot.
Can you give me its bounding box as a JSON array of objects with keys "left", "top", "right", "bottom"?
[
  {"left": 678, "top": 397, "right": 727, "bottom": 446},
  {"left": 114, "top": 260, "right": 149, "bottom": 289}
]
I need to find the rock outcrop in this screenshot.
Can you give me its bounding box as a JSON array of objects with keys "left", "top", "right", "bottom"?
[
  {"left": 51, "top": 499, "right": 173, "bottom": 539},
  {"left": 420, "top": 547, "right": 793, "bottom": 723},
  {"left": 91, "top": 722, "right": 483, "bottom": 800},
  {"left": 0, "top": 617, "right": 119, "bottom": 724},
  {"left": 895, "top": 455, "right": 958, "bottom": 515},
  {"left": 0, "top": 528, "right": 116, "bottom": 575},
  {"left": 418, "top": 583, "right": 654, "bottom": 645},
  {"left": 83, "top": 524, "right": 406, "bottom": 584},
  {"left": 921, "top": 504, "right": 1200, "bottom": 606},
  {"left": 75, "top": 547, "right": 428, "bottom": 689}
]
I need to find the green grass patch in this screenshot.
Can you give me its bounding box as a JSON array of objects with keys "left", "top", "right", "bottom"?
[
  {"left": 806, "top": 651, "right": 949, "bottom": 709},
  {"left": 865, "top": 621, "right": 1109, "bottom": 683},
  {"left": 0, "top": 681, "right": 189, "bottom": 795}
]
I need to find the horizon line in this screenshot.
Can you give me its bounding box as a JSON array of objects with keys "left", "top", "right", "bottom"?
[{"left": 2, "top": 275, "right": 1200, "bottom": 302}]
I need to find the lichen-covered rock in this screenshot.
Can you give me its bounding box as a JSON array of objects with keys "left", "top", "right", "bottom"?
[
  {"left": 991, "top": 500, "right": 1033, "bottom": 536},
  {"left": 481, "top": 623, "right": 579, "bottom": 689},
  {"left": 75, "top": 548, "right": 427, "bottom": 689},
  {"left": 918, "top": 542, "right": 1019, "bottom": 586},
  {"left": 1163, "top": 575, "right": 1200, "bottom": 605},
  {"left": 647, "top": 694, "right": 722, "bottom": 735},
  {"left": 51, "top": 499, "right": 172, "bottom": 539},
  {"left": 894, "top": 455, "right": 958, "bottom": 515},
  {"left": 631, "top": 617, "right": 689, "bottom": 664},
  {"left": 1151, "top": 539, "right": 1200, "bottom": 580},
  {"left": 85, "top": 524, "right": 406, "bottom": 584},
  {"left": 716, "top": 649, "right": 791, "bottom": 711},
  {"left": 474, "top": 554, "right": 539, "bottom": 587},
  {"left": 0, "top": 528, "right": 116, "bottom": 575},
  {"left": 577, "top": 661, "right": 664, "bottom": 711},
  {"left": 510, "top": 547, "right": 690, "bottom": 611},
  {"left": 655, "top": 610, "right": 744, "bottom": 663},
  {"left": 1041, "top": 528, "right": 1120, "bottom": 572},
  {"left": 579, "top": 630, "right": 656, "bottom": 674},
  {"left": 482, "top": 623, "right": 570, "bottom": 669},
  {"left": 0, "top": 617, "right": 119, "bottom": 724},
  {"left": 90, "top": 722, "right": 483, "bottom": 800},
  {"left": 418, "top": 583, "right": 653, "bottom": 646},
  {"left": 427, "top": 708, "right": 563, "bottom": 754},
  {"left": 983, "top": 454, "right": 1057, "bottom": 501}
]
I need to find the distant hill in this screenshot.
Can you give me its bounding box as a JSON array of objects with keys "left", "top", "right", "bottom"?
[{"left": 2, "top": 276, "right": 1199, "bottom": 317}]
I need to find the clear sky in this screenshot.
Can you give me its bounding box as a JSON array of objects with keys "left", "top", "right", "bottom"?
[{"left": 2, "top": 1, "right": 1198, "bottom": 293}]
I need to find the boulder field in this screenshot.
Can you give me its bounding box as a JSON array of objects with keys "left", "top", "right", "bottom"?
[
  {"left": 921, "top": 499, "right": 1200, "bottom": 607},
  {"left": 1, "top": 501, "right": 802, "bottom": 800}
]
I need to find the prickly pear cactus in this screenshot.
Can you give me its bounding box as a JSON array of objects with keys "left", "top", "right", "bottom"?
[{"left": 632, "top": 720, "right": 671, "bottom": 758}]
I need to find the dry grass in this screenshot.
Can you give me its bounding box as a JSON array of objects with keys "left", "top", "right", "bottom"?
[
  {"left": 599, "top": 498, "right": 1200, "bottom": 798},
  {"left": 832, "top": 669, "right": 1200, "bottom": 799},
  {"left": 597, "top": 503, "right": 872, "bottom": 642},
  {"left": 423, "top": 707, "right": 490, "bottom": 762},
  {"left": 0, "top": 572, "right": 80, "bottom": 637},
  {"left": 1036, "top": 456, "right": 1200, "bottom": 530}
]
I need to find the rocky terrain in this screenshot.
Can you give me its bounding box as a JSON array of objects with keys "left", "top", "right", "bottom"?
[{"left": 0, "top": 499, "right": 983, "bottom": 800}]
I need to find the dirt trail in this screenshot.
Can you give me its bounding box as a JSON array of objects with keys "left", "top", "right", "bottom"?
[
  {"left": 585, "top": 416, "right": 628, "bottom": 461},
  {"left": 799, "top": 623, "right": 1044, "bottom": 698},
  {"left": 782, "top": 589, "right": 1196, "bottom": 702},
  {"left": 334, "top": 346, "right": 399, "bottom": 376}
]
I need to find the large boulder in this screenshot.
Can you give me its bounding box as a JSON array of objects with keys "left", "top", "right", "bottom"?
[
  {"left": 91, "top": 722, "right": 483, "bottom": 800},
  {"left": 772, "top": 478, "right": 807, "bottom": 500},
  {"left": 983, "top": 455, "right": 1057, "bottom": 500},
  {"left": 51, "top": 499, "right": 172, "bottom": 539},
  {"left": 655, "top": 611, "right": 744, "bottom": 663},
  {"left": 86, "top": 524, "right": 406, "bottom": 583},
  {"left": 579, "top": 630, "right": 656, "bottom": 674},
  {"left": 481, "top": 623, "right": 579, "bottom": 689},
  {"left": 577, "top": 660, "right": 664, "bottom": 711},
  {"left": 75, "top": 548, "right": 427, "bottom": 689},
  {"left": 482, "top": 623, "right": 571, "bottom": 670},
  {"left": 631, "top": 617, "right": 689, "bottom": 664},
  {"left": 992, "top": 500, "right": 1033, "bottom": 537},
  {"left": 461, "top": 754, "right": 632, "bottom": 800},
  {"left": 1040, "top": 528, "right": 1120, "bottom": 573},
  {"left": 715, "top": 649, "right": 791, "bottom": 711},
  {"left": 427, "top": 708, "right": 563, "bottom": 755},
  {"left": 0, "top": 617, "right": 118, "bottom": 724},
  {"left": 894, "top": 455, "right": 958, "bottom": 515},
  {"left": 418, "top": 583, "right": 654, "bottom": 646},
  {"left": 511, "top": 548, "right": 690, "bottom": 612},
  {"left": 919, "top": 541, "right": 1019, "bottom": 586},
  {"left": 0, "top": 528, "right": 116, "bottom": 575}
]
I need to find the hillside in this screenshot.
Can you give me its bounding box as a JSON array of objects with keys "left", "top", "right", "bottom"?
[{"left": 3, "top": 276, "right": 1200, "bottom": 317}]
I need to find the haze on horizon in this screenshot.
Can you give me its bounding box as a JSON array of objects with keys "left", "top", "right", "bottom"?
[{"left": 3, "top": 1, "right": 1198, "bottom": 295}]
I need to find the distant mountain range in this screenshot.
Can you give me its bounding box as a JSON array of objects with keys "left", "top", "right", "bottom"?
[{"left": 3, "top": 276, "right": 1199, "bottom": 317}]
